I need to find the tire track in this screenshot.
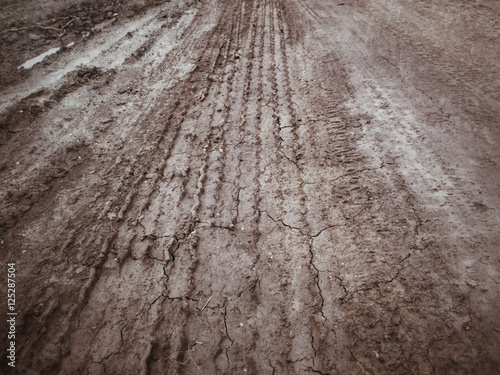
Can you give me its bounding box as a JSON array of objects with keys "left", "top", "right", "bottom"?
[
  {"left": 218, "top": 0, "right": 251, "bottom": 232},
  {"left": 42, "top": 3, "right": 211, "bottom": 289},
  {"left": 238, "top": 2, "right": 277, "bottom": 370},
  {"left": 15, "top": 2, "right": 247, "bottom": 373},
  {"left": 93, "top": 3, "right": 226, "bottom": 231},
  {"left": 231, "top": 2, "right": 278, "bottom": 371},
  {"left": 281, "top": 2, "right": 372, "bottom": 371},
  {"left": 236, "top": 0, "right": 310, "bottom": 372},
  {"left": 171, "top": 2, "right": 273, "bottom": 372},
  {"left": 209, "top": 3, "right": 265, "bottom": 370},
  {"left": 287, "top": 0, "right": 498, "bottom": 373},
  {"left": 138, "top": 2, "right": 255, "bottom": 373},
  {"left": 166, "top": 2, "right": 247, "bottom": 372},
  {"left": 264, "top": 1, "right": 329, "bottom": 371}
]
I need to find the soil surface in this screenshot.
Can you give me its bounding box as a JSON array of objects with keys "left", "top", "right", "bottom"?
[{"left": 1, "top": 0, "right": 499, "bottom": 374}]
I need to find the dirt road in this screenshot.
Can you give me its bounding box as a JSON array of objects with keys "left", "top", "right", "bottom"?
[{"left": 1, "top": 0, "right": 499, "bottom": 373}]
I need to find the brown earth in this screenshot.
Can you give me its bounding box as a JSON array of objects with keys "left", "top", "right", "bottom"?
[{"left": 1, "top": 0, "right": 499, "bottom": 374}]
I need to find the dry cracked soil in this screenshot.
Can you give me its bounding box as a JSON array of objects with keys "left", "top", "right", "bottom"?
[{"left": 0, "top": 0, "right": 499, "bottom": 374}]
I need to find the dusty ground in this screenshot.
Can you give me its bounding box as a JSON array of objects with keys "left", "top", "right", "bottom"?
[{"left": 1, "top": 0, "right": 499, "bottom": 373}]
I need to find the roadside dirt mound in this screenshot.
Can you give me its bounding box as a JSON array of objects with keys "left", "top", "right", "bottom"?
[{"left": 0, "top": 0, "right": 162, "bottom": 88}]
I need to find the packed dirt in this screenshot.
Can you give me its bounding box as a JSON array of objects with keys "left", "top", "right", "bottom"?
[{"left": 1, "top": 0, "right": 499, "bottom": 373}]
